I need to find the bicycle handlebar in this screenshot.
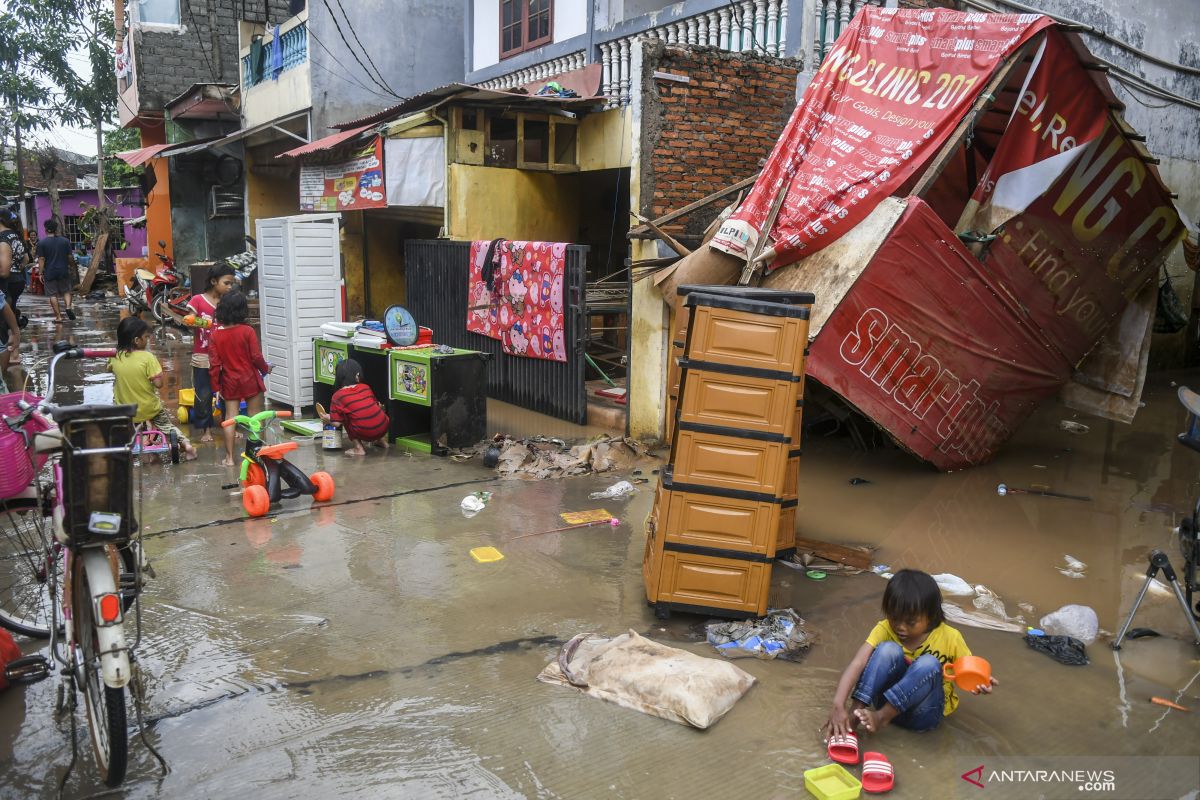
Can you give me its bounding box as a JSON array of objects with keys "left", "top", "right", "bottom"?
[{"left": 221, "top": 409, "right": 290, "bottom": 431}]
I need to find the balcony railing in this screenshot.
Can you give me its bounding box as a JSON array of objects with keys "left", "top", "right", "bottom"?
[
  {"left": 242, "top": 21, "right": 308, "bottom": 89},
  {"left": 811, "top": 0, "right": 880, "bottom": 66},
  {"left": 477, "top": 1, "right": 792, "bottom": 109}
]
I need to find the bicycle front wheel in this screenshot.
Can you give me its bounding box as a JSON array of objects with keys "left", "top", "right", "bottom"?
[
  {"left": 73, "top": 556, "right": 128, "bottom": 787},
  {"left": 0, "top": 500, "right": 58, "bottom": 638}
]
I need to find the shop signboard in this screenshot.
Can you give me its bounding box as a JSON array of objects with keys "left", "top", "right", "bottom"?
[
  {"left": 711, "top": 7, "right": 1053, "bottom": 270},
  {"left": 299, "top": 137, "right": 386, "bottom": 212}
]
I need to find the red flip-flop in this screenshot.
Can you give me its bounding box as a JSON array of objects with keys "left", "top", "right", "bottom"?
[
  {"left": 862, "top": 751, "right": 895, "bottom": 793},
  {"left": 827, "top": 732, "right": 859, "bottom": 765}
]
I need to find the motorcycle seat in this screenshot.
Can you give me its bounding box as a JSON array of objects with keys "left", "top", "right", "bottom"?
[{"left": 134, "top": 269, "right": 156, "bottom": 281}]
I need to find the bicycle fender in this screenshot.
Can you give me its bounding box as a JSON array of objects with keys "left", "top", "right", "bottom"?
[{"left": 80, "top": 550, "right": 132, "bottom": 689}]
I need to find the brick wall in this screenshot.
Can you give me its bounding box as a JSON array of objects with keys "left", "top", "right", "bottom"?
[
  {"left": 131, "top": 0, "right": 294, "bottom": 114},
  {"left": 639, "top": 42, "right": 802, "bottom": 241}
]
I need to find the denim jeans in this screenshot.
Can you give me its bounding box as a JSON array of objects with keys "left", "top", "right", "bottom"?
[
  {"left": 192, "top": 366, "right": 213, "bottom": 431},
  {"left": 852, "top": 641, "right": 945, "bottom": 731}
]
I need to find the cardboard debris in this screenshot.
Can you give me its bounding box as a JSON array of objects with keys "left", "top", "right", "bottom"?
[{"left": 455, "top": 435, "right": 650, "bottom": 479}]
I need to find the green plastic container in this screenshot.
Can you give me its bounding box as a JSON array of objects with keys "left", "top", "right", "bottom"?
[{"left": 804, "top": 763, "right": 862, "bottom": 800}]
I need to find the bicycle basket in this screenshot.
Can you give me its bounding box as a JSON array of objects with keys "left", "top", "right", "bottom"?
[
  {"left": 0, "top": 392, "right": 49, "bottom": 501},
  {"left": 58, "top": 405, "right": 136, "bottom": 544}
]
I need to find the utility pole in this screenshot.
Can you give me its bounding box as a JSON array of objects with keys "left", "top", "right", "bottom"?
[{"left": 13, "top": 118, "right": 25, "bottom": 196}]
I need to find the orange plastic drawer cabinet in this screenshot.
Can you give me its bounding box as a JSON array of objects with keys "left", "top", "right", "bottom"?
[{"left": 655, "top": 549, "right": 772, "bottom": 617}]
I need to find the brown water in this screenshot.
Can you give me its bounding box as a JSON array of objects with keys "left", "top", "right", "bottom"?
[{"left": 1, "top": 294, "right": 1198, "bottom": 799}]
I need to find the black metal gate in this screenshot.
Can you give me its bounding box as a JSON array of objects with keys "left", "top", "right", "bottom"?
[{"left": 404, "top": 240, "right": 589, "bottom": 424}]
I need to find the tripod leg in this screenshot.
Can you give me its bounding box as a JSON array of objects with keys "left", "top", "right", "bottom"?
[
  {"left": 1166, "top": 575, "right": 1200, "bottom": 646},
  {"left": 1113, "top": 572, "right": 1157, "bottom": 650}
]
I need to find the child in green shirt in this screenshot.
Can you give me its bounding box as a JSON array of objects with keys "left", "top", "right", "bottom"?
[{"left": 109, "top": 317, "right": 196, "bottom": 460}]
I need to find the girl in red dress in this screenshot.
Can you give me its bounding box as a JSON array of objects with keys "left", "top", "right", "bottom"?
[{"left": 209, "top": 291, "right": 271, "bottom": 466}]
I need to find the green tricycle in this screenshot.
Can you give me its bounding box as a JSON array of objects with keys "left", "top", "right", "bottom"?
[{"left": 222, "top": 409, "right": 335, "bottom": 517}]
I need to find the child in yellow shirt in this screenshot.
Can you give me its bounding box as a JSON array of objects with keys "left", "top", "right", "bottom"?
[
  {"left": 109, "top": 317, "right": 196, "bottom": 460},
  {"left": 823, "top": 569, "right": 997, "bottom": 739}
]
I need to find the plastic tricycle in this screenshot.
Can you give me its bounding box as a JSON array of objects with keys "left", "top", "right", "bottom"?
[
  {"left": 175, "top": 387, "right": 225, "bottom": 425},
  {"left": 223, "top": 409, "right": 335, "bottom": 516},
  {"left": 132, "top": 420, "right": 181, "bottom": 463}
]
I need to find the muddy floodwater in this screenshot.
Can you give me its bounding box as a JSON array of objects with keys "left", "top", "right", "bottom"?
[{"left": 1, "top": 296, "right": 1198, "bottom": 798}]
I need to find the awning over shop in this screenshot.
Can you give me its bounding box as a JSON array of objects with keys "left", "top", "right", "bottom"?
[
  {"left": 114, "top": 138, "right": 221, "bottom": 166},
  {"left": 114, "top": 143, "right": 172, "bottom": 167},
  {"left": 276, "top": 124, "right": 373, "bottom": 159},
  {"left": 203, "top": 111, "right": 310, "bottom": 152}
]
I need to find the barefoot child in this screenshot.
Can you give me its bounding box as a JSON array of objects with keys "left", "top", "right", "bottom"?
[
  {"left": 186, "top": 263, "right": 237, "bottom": 443},
  {"left": 823, "top": 569, "right": 996, "bottom": 743},
  {"left": 209, "top": 290, "right": 270, "bottom": 467},
  {"left": 109, "top": 317, "right": 196, "bottom": 460},
  {"left": 319, "top": 359, "right": 389, "bottom": 456}
]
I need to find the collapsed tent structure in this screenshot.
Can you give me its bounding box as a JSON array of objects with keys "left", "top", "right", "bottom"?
[{"left": 659, "top": 6, "right": 1188, "bottom": 471}]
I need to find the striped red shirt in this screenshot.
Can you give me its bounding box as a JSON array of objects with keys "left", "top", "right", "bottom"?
[{"left": 330, "top": 383, "right": 389, "bottom": 442}]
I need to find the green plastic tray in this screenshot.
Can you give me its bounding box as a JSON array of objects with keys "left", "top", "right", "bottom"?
[{"left": 804, "top": 763, "right": 861, "bottom": 800}]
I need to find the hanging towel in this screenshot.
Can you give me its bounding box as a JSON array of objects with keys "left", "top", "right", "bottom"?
[
  {"left": 248, "top": 35, "right": 266, "bottom": 83},
  {"left": 467, "top": 240, "right": 568, "bottom": 362},
  {"left": 269, "top": 24, "right": 284, "bottom": 79}
]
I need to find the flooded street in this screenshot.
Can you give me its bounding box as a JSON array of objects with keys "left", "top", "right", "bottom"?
[{"left": 2, "top": 295, "right": 1198, "bottom": 799}]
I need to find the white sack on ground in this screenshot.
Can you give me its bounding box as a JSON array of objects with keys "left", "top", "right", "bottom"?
[{"left": 538, "top": 630, "right": 755, "bottom": 729}]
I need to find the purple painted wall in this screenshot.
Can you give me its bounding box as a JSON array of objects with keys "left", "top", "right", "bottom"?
[{"left": 31, "top": 188, "right": 148, "bottom": 258}]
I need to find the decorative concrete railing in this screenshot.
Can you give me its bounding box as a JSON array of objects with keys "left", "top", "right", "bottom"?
[
  {"left": 810, "top": 0, "right": 879, "bottom": 66},
  {"left": 241, "top": 20, "right": 308, "bottom": 89},
  {"left": 478, "top": 1, "right": 793, "bottom": 108},
  {"left": 476, "top": 52, "right": 588, "bottom": 94}
]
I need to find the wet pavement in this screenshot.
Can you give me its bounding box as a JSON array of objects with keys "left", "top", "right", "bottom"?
[{"left": 2, "top": 294, "right": 1199, "bottom": 798}]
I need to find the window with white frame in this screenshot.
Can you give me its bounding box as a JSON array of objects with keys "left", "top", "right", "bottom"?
[{"left": 137, "top": 0, "right": 181, "bottom": 26}]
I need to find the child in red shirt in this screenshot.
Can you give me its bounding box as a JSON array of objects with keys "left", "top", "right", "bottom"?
[
  {"left": 319, "top": 359, "right": 390, "bottom": 456},
  {"left": 209, "top": 290, "right": 271, "bottom": 466},
  {"left": 186, "top": 263, "right": 237, "bottom": 442}
]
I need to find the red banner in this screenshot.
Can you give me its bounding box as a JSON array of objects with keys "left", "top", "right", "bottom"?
[
  {"left": 711, "top": 7, "right": 1052, "bottom": 270},
  {"left": 968, "top": 30, "right": 1109, "bottom": 231},
  {"left": 299, "top": 138, "right": 385, "bottom": 212},
  {"left": 808, "top": 198, "right": 1069, "bottom": 470}
]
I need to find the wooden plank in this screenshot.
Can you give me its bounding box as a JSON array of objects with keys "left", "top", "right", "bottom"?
[
  {"left": 628, "top": 174, "right": 760, "bottom": 239},
  {"left": 631, "top": 212, "right": 691, "bottom": 257},
  {"left": 793, "top": 537, "right": 874, "bottom": 570},
  {"left": 78, "top": 231, "right": 107, "bottom": 295},
  {"left": 913, "top": 41, "right": 1037, "bottom": 198}
]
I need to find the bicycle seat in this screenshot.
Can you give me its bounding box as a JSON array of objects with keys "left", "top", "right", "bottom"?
[
  {"left": 256, "top": 442, "right": 299, "bottom": 460},
  {"left": 50, "top": 403, "right": 137, "bottom": 424}
]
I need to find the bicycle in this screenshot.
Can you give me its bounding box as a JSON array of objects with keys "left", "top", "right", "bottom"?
[{"left": 0, "top": 344, "right": 166, "bottom": 788}]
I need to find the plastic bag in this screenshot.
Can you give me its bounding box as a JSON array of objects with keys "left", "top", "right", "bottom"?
[
  {"left": 1024, "top": 632, "right": 1089, "bottom": 666},
  {"left": 589, "top": 480, "right": 635, "bottom": 500},
  {"left": 706, "top": 609, "right": 814, "bottom": 661},
  {"left": 1039, "top": 604, "right": 1099, "bottom": 646},
  {"left": 933, "top": 573, "right": 975, "bottom": 596}
]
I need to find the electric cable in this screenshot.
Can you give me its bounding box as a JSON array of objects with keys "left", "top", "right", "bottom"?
[
  {"left": 330, "top": 0, "right": 397, "bottom": 95},
  {"left": 306, "top": 27, "right": 399, "bottom": 102},
  {"left": 183, "top": 1, "right": 220, "bottom": 83},
  {"left": 958, "top": 0, "right": 1200, "bottom": 112},
  {"left": 960, "top": 0, "right": 1200, "bottom": 76},
  {"left": 727, "top": 0, "right": 770, "bottom": 56},
  {"left": 318, "top": 0, "right": 400, "bottom": 97}
]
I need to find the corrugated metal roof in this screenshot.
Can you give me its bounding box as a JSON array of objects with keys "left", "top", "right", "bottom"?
[
  {"left": 276, "top": 124, "right": 374, "bottom": 159},
  {"left": 331, "top": 82, "right": 603, "bottom": 130}
]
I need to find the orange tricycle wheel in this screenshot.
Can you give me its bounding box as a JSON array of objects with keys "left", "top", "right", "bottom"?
[
  {"left": 310, "top": 471, "right": 335, "bottom": 503},
  {"left": 240, "top": 462, "right": 266, "bottom": 488},
  {"left": 243, "top": 484, "right": 270, "bottom": 517}
]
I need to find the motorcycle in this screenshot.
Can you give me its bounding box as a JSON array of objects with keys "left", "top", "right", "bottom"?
[{"left": 126, "top": 240, "right": 188, "bottom": 324}]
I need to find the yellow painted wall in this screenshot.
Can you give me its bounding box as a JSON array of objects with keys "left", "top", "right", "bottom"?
[
  {"left": 244, "top": 149, "right": 299, "bottom": 235},
  {"left": 447, "top": 164, "right": 580, "bottom": 242},
  {"left": 341, "top": 213, "right": 366, "bottom": 318},
  {"left": 578, "top": 107, "right": 633, "bottom": 171},
  {"left": 365, "top": 214, "right": 406, "bottom": 314}
]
